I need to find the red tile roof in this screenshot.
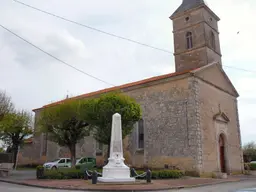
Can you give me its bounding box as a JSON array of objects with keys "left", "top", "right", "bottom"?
[{"left": 33, "top": 69, "right": 193, "bottom": 112}]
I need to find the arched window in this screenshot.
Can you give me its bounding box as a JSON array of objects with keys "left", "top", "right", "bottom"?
[
  {"left": 186, "top": 32, "right": 193, "bottom": 49},
  {"left": 211, "top": 31, "right": 216, "bottom": 50}
]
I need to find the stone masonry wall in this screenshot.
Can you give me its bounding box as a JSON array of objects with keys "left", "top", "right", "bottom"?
[
  {"left": 46, "top": 136, "right": 96, "bottom": 161},
  {"left": 172, "top": 7, "right": 221, "bottom": 73},
  {"left": 124, "top": 76, "right": 200, "bottom": 170},
  {"left": 21, "top": 75, "right": 202, "bottom": 171},
  {"left": 198, "top": 79, "right": 243, "bottom": 173},
  {"left": 17, "top": 136, "right": 46, "bottom": 165},
  {"left": 187, "top": 77, "right": 202, "bottom": 172}
]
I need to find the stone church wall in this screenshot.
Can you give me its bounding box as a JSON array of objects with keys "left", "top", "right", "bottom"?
[
  {"left": 18, "top": 75, "right": 202, "bottom": 171},
  {"left": 17, "top": 135, "right": 46, "bottom": 166},
  {"left": 198, "top": 79, "right": 244, "bottom": 174},
  {"left": 45, "top": 136, "right": 96, "bottom": 161},
  {"left": 123, "top": 75, "right": 201, "bottom": 171}
]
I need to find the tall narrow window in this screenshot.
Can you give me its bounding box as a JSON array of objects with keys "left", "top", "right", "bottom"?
[
  {"left": 211, "top": 31, "right": 216, "bottom": 50},
  {"left": 186, "top": 32, "right": 193, "bottom": 49},
  {"left": 138, "top": 119, "right": 144, "bottom": 149}
]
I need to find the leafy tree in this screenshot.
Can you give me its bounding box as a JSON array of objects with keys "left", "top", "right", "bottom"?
[
  {"left": 83, "top": 92, "right": 142, "bottom": 160},
  {"left": 243, "top": 141, "right": 256, "bottom": 162},
  {"left": 0, "top": 147, "right": 5, "bottom": 153},
  {"left": 0, "top": 91, "right": 14, "bottom": 121},
  {"left": 38, "top": 100, "right": 90, "bottom": 167},
  {"left": 0, "top": 110, "right": 33, "bottom": 167}
]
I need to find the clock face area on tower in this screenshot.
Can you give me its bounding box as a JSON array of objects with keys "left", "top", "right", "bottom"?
[{"left": 170, "top": 0, "right": 222, "bottom": 73}]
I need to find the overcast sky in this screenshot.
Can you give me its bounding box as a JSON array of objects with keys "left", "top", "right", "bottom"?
[{"left": 0, "top": 0, "right": 255, "bottom": 145}]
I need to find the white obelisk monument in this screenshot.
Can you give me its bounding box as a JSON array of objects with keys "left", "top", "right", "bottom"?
[{"left": 98, "top": 113, "right": 135, "bottom": 183}]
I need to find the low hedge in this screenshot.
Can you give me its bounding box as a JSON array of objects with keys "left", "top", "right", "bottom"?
[
  {"left": 244, "top": 163, "right": 256, "bottom": 171},
  {"left": 37, "top": 168, "right": 183, "bottom": 180},
  {"left": 75, "top": 162, "right": 95, "bottom": 172},
  {"left": 40, "top": 168, "right": 84, "bottom": 180},
  {"left": 249, "top": 163, "right": 256, "bottom": 170},
  {"left": 136, "top": 170, "right": 184, "bottom": 179}
]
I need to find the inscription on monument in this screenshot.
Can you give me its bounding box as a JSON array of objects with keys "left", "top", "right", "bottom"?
[{"left": 113, "top": 140, "right": 122, "bottom": 152}]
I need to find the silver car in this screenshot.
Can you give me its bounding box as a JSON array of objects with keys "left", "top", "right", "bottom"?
[{"left": 43, "top": 158, "right": 71, "bottom": 170}]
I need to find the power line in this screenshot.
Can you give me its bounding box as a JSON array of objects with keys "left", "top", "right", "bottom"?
[
  {"left": 223, "top": 65, "right": 256, "bottom": 73},
  {"left": 0, "top": 24, "right": 115, "bottom": 86},
  {"left": 12, "top": 0, "right": 173, "bottom": 54},
  {"left": 11, "top": 0, "right": 256, "bottom": 74}
]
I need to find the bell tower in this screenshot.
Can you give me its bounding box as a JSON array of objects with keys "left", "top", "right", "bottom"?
[{"left": 170, "top": 0, "right": 222, "bottom": 72}]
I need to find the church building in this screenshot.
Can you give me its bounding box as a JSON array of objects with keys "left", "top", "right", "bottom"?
[{"left": 20, "top": 0, "right": 244, "bottom": 174}]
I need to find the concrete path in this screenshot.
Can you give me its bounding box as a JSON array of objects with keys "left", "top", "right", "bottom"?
[{"left": 8, "top": 170, "right": 36, "bottom": 180}]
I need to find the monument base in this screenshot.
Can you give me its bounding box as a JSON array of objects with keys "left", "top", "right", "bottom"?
[
  {"left": 98, "top": 177, "right": 135, "bottom": 183},
  {"left": 98, "top": 165, "right": 135, "bottom": 183}
]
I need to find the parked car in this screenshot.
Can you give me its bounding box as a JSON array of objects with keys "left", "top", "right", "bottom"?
[
  {"left": 43, "top": 158, "right": 71, "bottom": 170},
  {"left": 75, "top": 157, "right": 96, "bottom": 170},
  {"left": 76, "top": 157, "right": 96, "bottom": 165}
]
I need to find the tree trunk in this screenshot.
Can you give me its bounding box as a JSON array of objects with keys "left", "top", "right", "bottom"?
[
  {"left": 70, "top": 143, "right": 76, "bottom": 168},
  {"left": 12, "top": 145, "right": 19, "bottom": 169}
]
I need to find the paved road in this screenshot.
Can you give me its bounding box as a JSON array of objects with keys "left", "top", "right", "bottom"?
[
  {"left": 8, "top": 170, "right": 36, "bottom": 180},
  {"left": 0, "top": 182, "right": 80, "bottom": 192},
  {"left": 1, "top": 180, "right": 256, "bottom": 192},
  {"left": 170, "top": 180, "right": 256, "bottom": 192}
]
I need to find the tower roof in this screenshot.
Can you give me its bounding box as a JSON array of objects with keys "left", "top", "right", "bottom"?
[{"left": 170, "top": 0, "right": 219, "bottom": 20}]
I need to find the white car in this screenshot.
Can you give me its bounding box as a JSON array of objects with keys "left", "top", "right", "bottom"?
[{"left": 43, "top": 158, "right": 71, "bottom": 170}]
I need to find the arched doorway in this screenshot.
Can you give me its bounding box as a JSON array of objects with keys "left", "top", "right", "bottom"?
[{"left": 219, "top": 134, "right": 226, "bottom": 173}]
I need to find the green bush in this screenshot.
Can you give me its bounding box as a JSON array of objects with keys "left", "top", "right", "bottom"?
[
  {"left": 36, "top": 165, "right": 44, "bottom": 179},
  {"left": 135, "top": 170, "right": 183, "bottom": 179},
  {"left": 39, "top": 168, "right": 183, "bottom": 180},
  {"left": 36, "top": 165, "right": 44, "bottom": 169},
  {"left": 42, "top": 168, "right": 83, "bottom": 180},
  {"left": 75, "top": 162, "right": 95, "bottom": 172},
  {"left": 249, "top": 163, "right": 256, "bottom": 170}
]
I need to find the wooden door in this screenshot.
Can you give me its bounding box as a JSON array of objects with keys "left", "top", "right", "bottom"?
[{"left": 219, "top": 135, "right": 226, "bottom": 173}]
